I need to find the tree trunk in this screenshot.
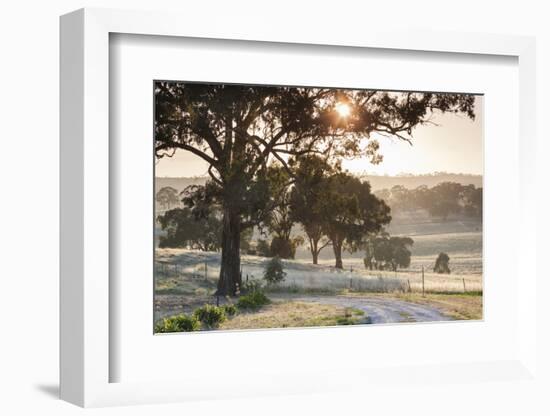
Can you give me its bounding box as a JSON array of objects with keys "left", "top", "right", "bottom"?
[
  {"left": 310, "top": 239, "right": 319, "bottom": 265},
  {"left": 333, "top": 239, "right": 343, "bottom": 269},
  {"left": 216, "top": 205, "right": 242, "bottom": 296}
]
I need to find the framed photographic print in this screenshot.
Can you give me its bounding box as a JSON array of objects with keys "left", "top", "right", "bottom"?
[
  {"left": 152, "top": 81, "right": 483, "bottom": 334},
  {"left": 60, "top": 7, "right": 538, "bottom": 409}
]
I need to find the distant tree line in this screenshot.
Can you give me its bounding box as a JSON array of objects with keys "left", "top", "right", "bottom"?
[{"left": 374, "top": 182, "right": 482, "bottom": 221}]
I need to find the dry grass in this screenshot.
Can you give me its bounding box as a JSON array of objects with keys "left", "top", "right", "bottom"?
[
  {"left": 155, "top": 248, "right": 482, "bottom": 296},
  {"left": 218, "top": 301, "right": 366, "bottom": 330}
]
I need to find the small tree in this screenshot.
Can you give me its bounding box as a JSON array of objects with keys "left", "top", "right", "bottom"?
[
  {"left": 388, "top": 237, "right": 414, "bottom": 271},
  {"left": 157, "top": 206, "right": 222, "bottom": 251},
  {"left": 156, "top": 186, "right": 180, "bottom": 210},
  {"left": 290, "top": 155, "right": 337, "bottom": 264},
  {"left": 428, "top": 182, "right": 463, "bottom": 221},
  {"left": 321, "top": 173, "right": 391, "bottom": 269},
  {"left": 434, "top": 252, "right": 451, "bottom": 274},
  {"left": 263, "top": 256, "right": 286, "bottom": 284},
  {"left": 365, "top": 234, "right": 413, "bottom": 271},
  {"left": 270, "top": 236, "right": 303, "bottom": 259}
]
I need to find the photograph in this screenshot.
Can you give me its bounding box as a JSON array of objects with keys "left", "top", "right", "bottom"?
[{"left": 153, "top": 81, "right": 483, "bottom": 333}]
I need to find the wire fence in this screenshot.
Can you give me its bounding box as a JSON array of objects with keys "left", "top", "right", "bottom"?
[{"left": 154, "top": 259, "right": 482, "bottom": 295}]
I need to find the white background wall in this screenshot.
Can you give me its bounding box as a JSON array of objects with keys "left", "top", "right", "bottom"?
[{"left": 0, "top": 1, "right": 548, "bottom": 415}]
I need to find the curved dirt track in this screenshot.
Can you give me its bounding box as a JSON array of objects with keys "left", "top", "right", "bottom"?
[{"left": 274, "top": 294, "right": 452, "bottom": 324}]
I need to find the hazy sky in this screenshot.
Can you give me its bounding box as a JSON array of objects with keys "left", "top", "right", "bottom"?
[{"left": 155, "top": 95, "right": 483, "bottom": 177}]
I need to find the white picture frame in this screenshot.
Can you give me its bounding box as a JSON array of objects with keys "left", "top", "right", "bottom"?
[{"left": 60, "top": 7, "right": 538, "bottom": 408}]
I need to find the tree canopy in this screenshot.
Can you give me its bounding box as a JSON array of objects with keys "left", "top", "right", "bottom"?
[
  {"left": 157, "top": 206, "right": 222, "bottom": 251},
  {"left": 364, "top": 234, "right": 414, "bottom": 271},
  {"left": 155, "top": 186, "right": 180, "bottom": 210},
  {"left": 319, "top": 173, "right": 391, "bottom": 268},
  {"left": 155, "top": 83, "right": 475, "bottom": 184}
]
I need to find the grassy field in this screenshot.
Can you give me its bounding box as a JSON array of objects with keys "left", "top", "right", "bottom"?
[
  {"left": 156, "top": 247, "right": 482, "bottom": 296},
  {"left": 154, "top": 246, "right": 483, "bottom": 329},
  {"left": 219, "top": 301, "right": 367, "bottom": 330}
]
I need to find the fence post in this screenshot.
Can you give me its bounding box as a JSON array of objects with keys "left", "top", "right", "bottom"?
[
  {"left": 205, "top": 261, "right": 208, "bottom": 280},
  {"left": 422, "top": 265, "right": 425, "bottom": 297},
  {"left": 407, "top": 279, "right": 411, "bottom": 293},
  {"left": 463, "top": 278, "right": 466, "bottom": 293}
]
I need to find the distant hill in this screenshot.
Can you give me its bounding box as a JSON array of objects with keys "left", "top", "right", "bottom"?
[
  {"left": 155, "top": 172, "right": 482, "bottom": 194},
  {"left": 155, "top": 176, "right": 207, "bottom": 194},
  {"left": 358, "top": 172, "right": 482, "bottom": 190}
]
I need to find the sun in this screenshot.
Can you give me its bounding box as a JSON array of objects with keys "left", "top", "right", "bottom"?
[{"left": 335, "top": 102, "right": 351, "bottom": 118}]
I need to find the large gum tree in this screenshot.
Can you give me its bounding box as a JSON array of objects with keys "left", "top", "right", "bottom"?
[{"left": 154, "top": 82, "right": 475, "bottom": 295}]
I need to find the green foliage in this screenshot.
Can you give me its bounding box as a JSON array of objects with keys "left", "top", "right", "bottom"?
[
  {"left": 291, "top": 156, "right": 392, "bottom": 268},
  {"left": 434, "top": 252, "right": 451, "bottom": 274},
  {"left": 364, "top": 234, "right": 414, "bottom": 271},
  {"left": 241, "top": 278, "right": 264, "bottom": 294},
  {"left": 321, "top": 173, "right": 391, "bottom": 268},
  {"left": 157, "top": 205, "right": 222, "bottom": 251},
  {"left": 222, "top": 303, "right": 238, "bottom": 316},
  {"left": 155, "top": 314, "right": 199, "bottom": 333},
  {"left": 156, "top": 186, "right": 180, "bottom": 210},
  {"left": 269, "top": 236, "right": 302, "bottom": 259},
  {"left": 263, "top": 256, "right": 287, "bottom": 284},
  {"left": 237, "top": 291, "right": 271, "bottom": 310},
  {"left": 193, "top": 304, "right": 227, "bottom": 328},
  {"left": 289, "top": 156, "right": 337, "bottom": 264},
  {"left": 336, "top": 317, "right": 357, "bottom": 325}
]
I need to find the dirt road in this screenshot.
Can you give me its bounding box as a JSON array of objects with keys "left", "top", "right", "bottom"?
[{"left": 271, "top": 294, "right": 452, "bottom": 324}]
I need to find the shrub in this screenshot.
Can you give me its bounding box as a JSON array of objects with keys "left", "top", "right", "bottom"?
[
  {"left": 155, "top": 314, "right": 199, "bottom": 333},
  {"left": 269, "top": 237, "right": 297, "bottom": 259},
  {"left": 434, "top": 252, "right": 451, "bottom": 274},
  {"left": 193, "top": 304, "right": 227, "bottom": 328},
  {"left": 263, "top": 256, "right": 286, "bottom": 284},
  {"left": 222, "top": 303, "right": 237, "bottom": 316},
  {"left": 242, "top": 278, "right": 264, "bottom": 293},
  {"left": 237, "top": 291, "right": 270, "bottom": 310}
]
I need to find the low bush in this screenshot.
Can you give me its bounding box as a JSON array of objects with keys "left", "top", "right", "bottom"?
[
  {"left": 155, "top": 314, "right": 199, "bottom": 333},
  {"left": 242, "top": 278, "right": 264, "bottom": 294},
  {"left": 263, "top": 256, "right": 286, "bottom": 284},
  {"left": 193, "top": 304, "right": 227, "bottom": 328},
  {"left": 237, "top": 291, "right": 271, "bottom": 310},
  {"left": 434, "top": 252, "right": 451, "bottom": 274},
  {"left": 222, "top": 303, "right": 238, "bottom": 316}
]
